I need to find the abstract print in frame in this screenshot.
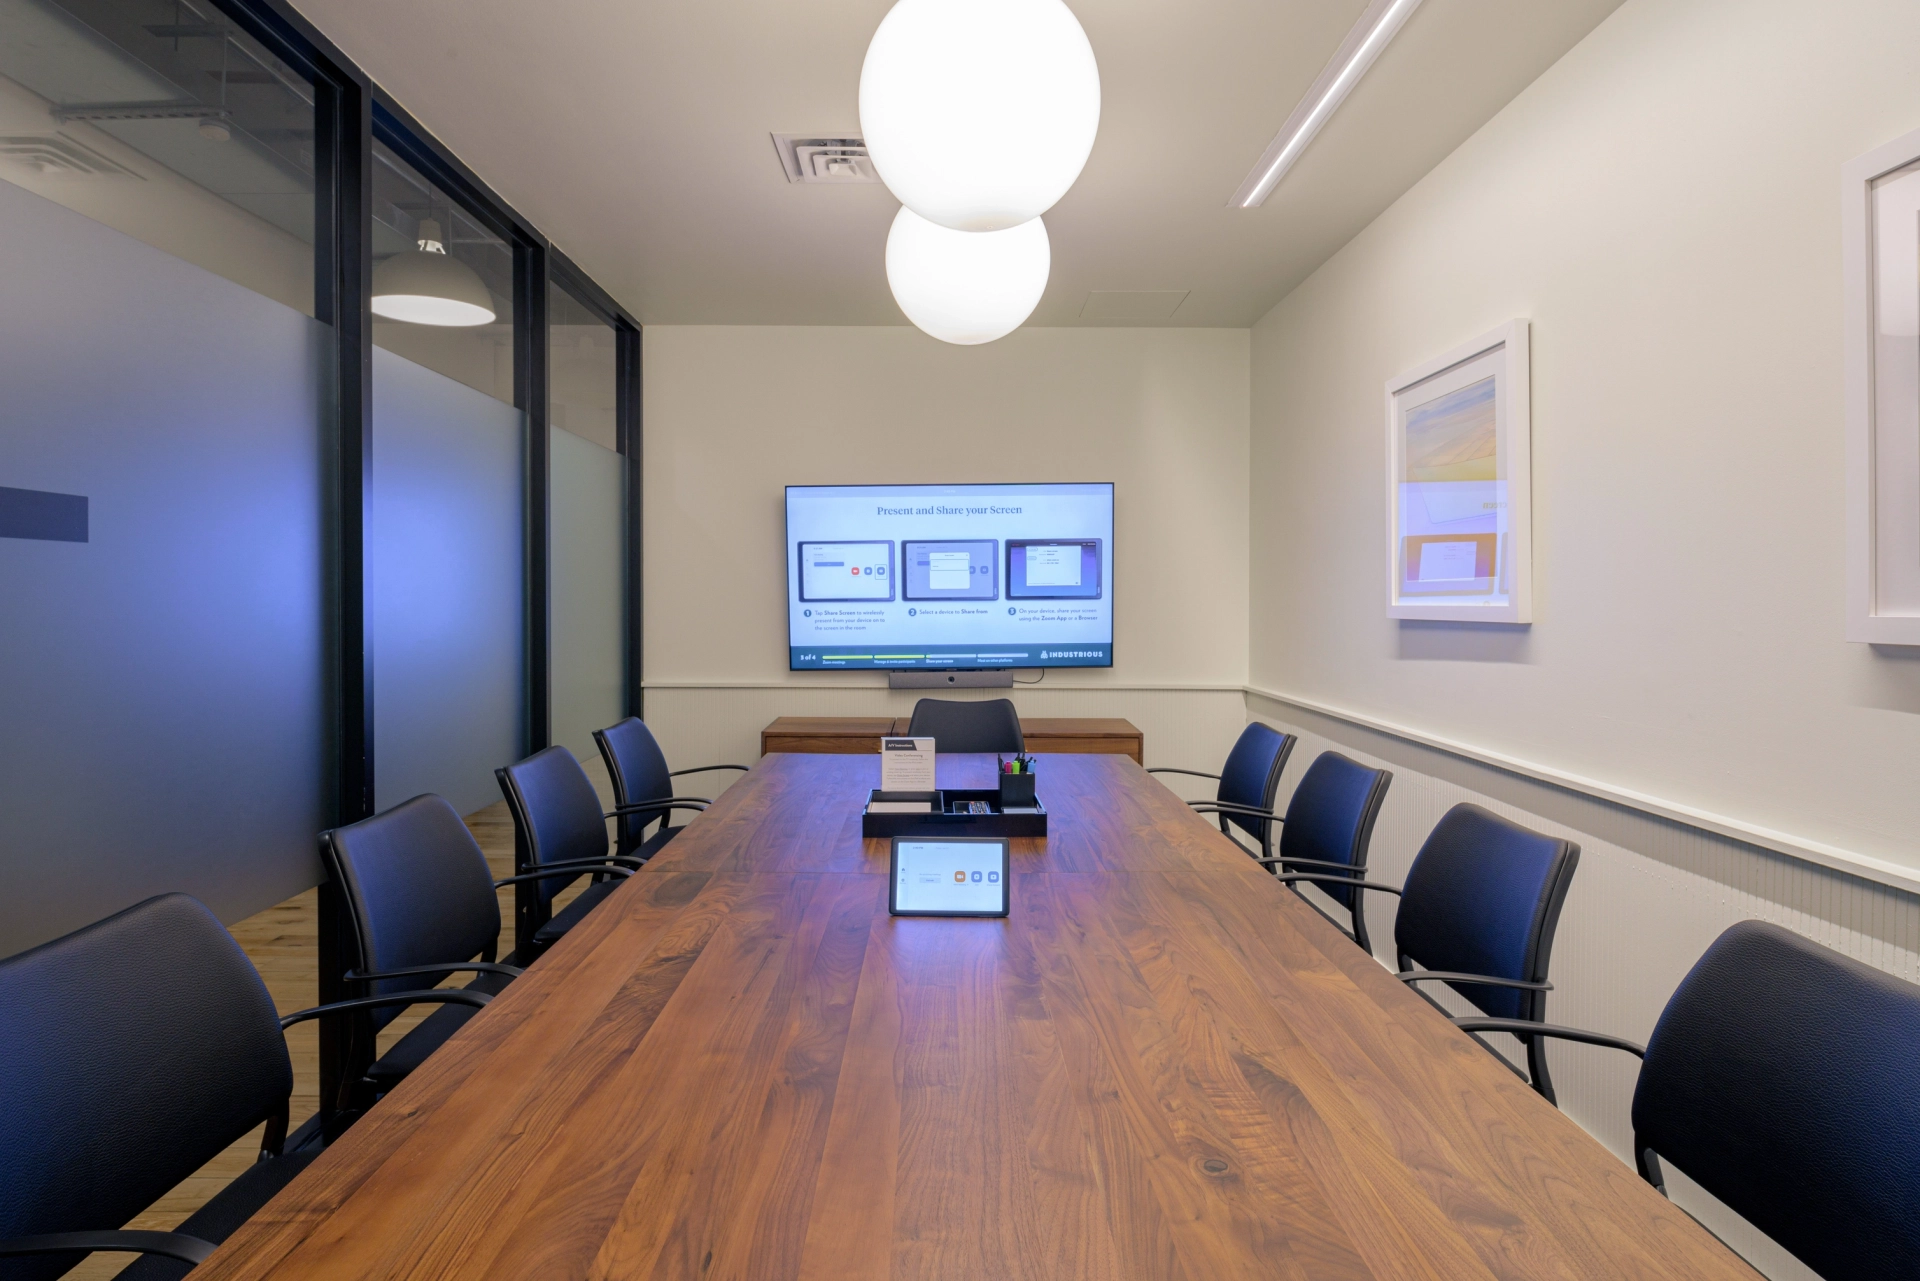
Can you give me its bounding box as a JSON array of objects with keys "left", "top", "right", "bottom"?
[{"left": 1385, "top": 319, "right": 1531, "bottom": 623}]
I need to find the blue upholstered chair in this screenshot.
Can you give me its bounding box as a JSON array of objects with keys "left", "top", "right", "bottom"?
[
  {"left": 593, "top": 717, "right": 746, "bottom": 863},
  {"left": 904, "top": 698, "right": 1025, "bottom": 755},
  {"left": 1251, "top": 752, "right": 1393, "bottom": 950},
  {"left": 1456, "top": 920, "right": 1920, "bottom": 1281},
  {"left": 495, "top": 747, "right": 656, "bottom": 957},
  {"left": 0, "top": 894, "right": 484, "bottom": 1280},
  {"left": 1149, "top": 721, "right": 1297, "bottom": 860},
  {"left": 1272, "top": 802, "right": 1580, "bottom": 1102},
  {"left": 321, "top": 793, "right": 633, "bottom": 1105}
]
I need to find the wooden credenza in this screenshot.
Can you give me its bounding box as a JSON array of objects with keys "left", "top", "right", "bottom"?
[{"left": 760, "top": 715, "right": 1143, "bottom": 763}]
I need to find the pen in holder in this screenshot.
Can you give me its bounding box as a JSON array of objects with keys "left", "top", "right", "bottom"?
[{"left": 997, "top": 755, "right": 1037, "bottom": 808}]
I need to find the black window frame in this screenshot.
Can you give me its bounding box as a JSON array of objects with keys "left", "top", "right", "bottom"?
[{"left": 196, "top": 0, "right": 644, "bottom": 1122}]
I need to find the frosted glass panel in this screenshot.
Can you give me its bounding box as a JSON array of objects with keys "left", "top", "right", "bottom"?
[
  {"left": 0, "top": 178, "right": 324, "bottom": 956},
  {"left": 372, "top": 346, "right": 525, "bottom": 815},
  {"left": 551, "top": 425, "right": 625, "bottom": 758}
]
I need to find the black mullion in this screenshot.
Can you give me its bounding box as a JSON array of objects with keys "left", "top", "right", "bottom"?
[
  {"left": 550, "top": 246, "right": 627, "bottom": 328},
  {"left": 310, "top": 57, "right": 373, "bottom": 1129},
  {"left": 617, "top": 319, "right": 644, "bottom": 720},
  {"left": 513, "top": 241, "right": 551, "bottom": 955},
  {"left": 518, "top": 241, "right": 551, "bottom": 759}
]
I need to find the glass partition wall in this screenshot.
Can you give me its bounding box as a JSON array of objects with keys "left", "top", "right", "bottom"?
[
  {"left": 549, "top": 279, "right": 626, "bottom": 758},
  {"left": 0, "top": 0, "right": 642, "bottom": 1110}
]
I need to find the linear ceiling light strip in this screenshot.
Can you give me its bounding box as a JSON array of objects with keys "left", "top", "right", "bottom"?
[{"left": 1231, "top": 0, "right": 1425, "bottom": 208}]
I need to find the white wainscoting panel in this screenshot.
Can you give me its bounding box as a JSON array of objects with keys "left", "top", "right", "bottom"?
[{"left": 1247, "top": 691, "right": 1918, "bottom": 1281}]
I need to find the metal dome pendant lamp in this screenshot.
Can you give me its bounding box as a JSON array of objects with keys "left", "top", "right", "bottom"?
[
  {"left": 371, "top": 216, "right": 496, "bottom": 327},
  {"left": 860, "top": 0, "right": 1100, "bottom": 345}
]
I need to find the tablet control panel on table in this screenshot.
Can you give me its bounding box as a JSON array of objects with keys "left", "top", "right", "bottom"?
[{"left": 889, "top": 837, "right": 1010, "bottom": 916}]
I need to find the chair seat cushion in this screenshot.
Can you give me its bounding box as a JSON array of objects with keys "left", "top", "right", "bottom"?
[
  {"left": 531, "top": 878, "right": 621, "bottom": 947},
  {"left": 116, "top": 1150, "right": 320, "bottom": 1281},
  {"left": 364, "top": 969, "right": 515, "bottom": 1088}
]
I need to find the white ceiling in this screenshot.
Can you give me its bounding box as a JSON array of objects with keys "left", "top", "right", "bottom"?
[{"left": 289, "top": 0, "right": 1622, "bottom": 328}]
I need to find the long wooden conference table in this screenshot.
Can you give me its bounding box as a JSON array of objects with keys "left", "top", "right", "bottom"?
[{"left": 202, "top": 753, "right": 1753, "bottom": 1280}]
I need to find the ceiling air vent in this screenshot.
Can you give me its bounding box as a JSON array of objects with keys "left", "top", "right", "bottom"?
[
  {"left": 771, "top": 134, "right": 879, "bottom": 184},
  {"left": 0, "top": 135, "right": 140, "bottom": 178}
]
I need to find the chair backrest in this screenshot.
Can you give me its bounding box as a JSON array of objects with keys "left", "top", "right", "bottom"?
[
  {"left": 1276, "top": 751, "right": 1392, "bottom": 915},
  {"left": 594, "top": 717, "right": 673, "bottom": 854},
  {"left": 905, "top": 698, "right": 1024, "bottom": 754},
  {"left": 1632, "top": 920, "right": 1920, "bottom": 1281},
  {"left": 1393, "top": 803, "right": 1579, "bottom": 1022},
  {"left": 0, "top": 894, "right": 292, "bottom": 1280},
  {"left": 495, "top": 746, "right": 610, "bottom": 911},
  {"left": 1215, "top": 722, "right": 1297, "bottom": 841},
  {"left": 322, "top": 794, "right": 501, "bottom": 1027}
]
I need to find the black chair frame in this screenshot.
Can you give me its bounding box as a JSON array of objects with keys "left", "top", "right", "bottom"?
[
  {"left": 594, "top": 719, "right": 748, "bottom": 862},
  {"left": 1147, "top": 728, "right": 1296, "bottom": 861},
  {"left": 495, "top": 757, "right": 667, "bottom": 955},
  {"left": 1270, "top": 870, "right": 1577, "bottom": 1105},
  {"left": 0, "top": 892, "right": 494, "bottom": 1275}
]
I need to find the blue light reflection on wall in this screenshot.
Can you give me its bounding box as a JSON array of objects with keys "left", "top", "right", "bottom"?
[{"left": 369, "top": 345, "right": 526, "bottom": 816}]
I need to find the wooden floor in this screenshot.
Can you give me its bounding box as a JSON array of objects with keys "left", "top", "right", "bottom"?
[{"left": 70, "top": 795, "right": 588, "bottom": 1280}]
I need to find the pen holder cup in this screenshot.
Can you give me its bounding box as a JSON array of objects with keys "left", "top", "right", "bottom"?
[{"left": 998, "top": 771, "right": 1037, "bottom": 808}]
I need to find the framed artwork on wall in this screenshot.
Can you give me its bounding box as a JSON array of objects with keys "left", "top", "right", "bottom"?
[
  {"left": 1844, "top": 126, "right": 1920, "bottom": 645},
  {"left": 1385, "top": 319, "right": 1532, "bottom": 623}
]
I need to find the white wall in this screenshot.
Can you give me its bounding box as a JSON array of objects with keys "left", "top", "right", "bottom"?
[
  {"left": 1250, "top": 0, "right": 1920, "bottom": 875},
  {"left": 642, "top": 325, "right": 1251, "bottom": 781},
  {"left": 1248, "top": 2, "right": 1920, "bottom": 1276}
]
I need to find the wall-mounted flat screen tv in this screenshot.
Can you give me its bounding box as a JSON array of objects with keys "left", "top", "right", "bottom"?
[{"left": 786, "top": 483, "right": 1114, "bottom": 671}]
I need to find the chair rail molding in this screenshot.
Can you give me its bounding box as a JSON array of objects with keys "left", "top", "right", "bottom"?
[{"left": 1245, "top": 684, "right": 1920, "bottom": 898}]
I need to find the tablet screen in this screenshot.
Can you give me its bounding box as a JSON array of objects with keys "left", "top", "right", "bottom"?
[{"left": 890, "top": 838, "right": 1010, "bottom": 917}]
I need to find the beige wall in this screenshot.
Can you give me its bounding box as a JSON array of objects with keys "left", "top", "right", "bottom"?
[
  {"left": 1249, "top": 0, "right": 1920, "bottom": 877},
  {"left": 641, "top": 325, "right": 1251, "bottom": 778}
]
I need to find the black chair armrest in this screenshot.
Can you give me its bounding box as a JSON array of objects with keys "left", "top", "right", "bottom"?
[
  {"left": 346, "top": 961, "right": 524, "bottom": 983},
  {"left": 668, "top": 764, "right": 751, "bottom": 777},
  {"left": 1255, "top": 855, "right": 1367, "bottom": 873},
  {"left": 1397, "top": 971, "right": 1551, "bottom": 992},
  {"left": 607, "top": 800, "right": 710, "bottom": 817},
  {"left": 1189, "top": 802, "right": 1282, "bottom": 821},
  {"left": 1454, "top": 1018, "right": 1646, "bottom": 1058},
  {"left": 0, "top": 1232, "right": 217, "bottom": 1266},
  {"left": 278, "top": 988, "right": 491, "bottom": 1030},
  {"left": 1145, "top": 767, "right": 1222, "bottom": 780},
  {"left": 1271, "top": 873, "right": 1403, "bottom": 896},
  {"left": 493, "top": 860, "right": 636, "bottom": 889}
]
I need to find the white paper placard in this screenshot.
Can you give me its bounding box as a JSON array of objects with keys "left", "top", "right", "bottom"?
[{"left": 880, "top": 737, "right": 936, "bottom": 791}]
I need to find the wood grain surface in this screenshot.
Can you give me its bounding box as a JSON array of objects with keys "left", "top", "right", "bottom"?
[
  {"left": 760, "top": 717, "right": 1144, "bottom": 763},
  {"left": 197, "top": 753, "right": 1756, "bottom": 1281}
]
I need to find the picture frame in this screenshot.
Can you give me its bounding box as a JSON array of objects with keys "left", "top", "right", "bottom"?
[
  {"left": 1385, "top": 319, "right": 1532, "bottom": 623},
  {"left": 1843, "top": 126, "right": 1920, "bottom": 645}
]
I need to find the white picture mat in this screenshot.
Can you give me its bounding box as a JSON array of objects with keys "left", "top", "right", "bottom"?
[{"left": 1383, "top": 319, "right": 1532, "bottom": 623}]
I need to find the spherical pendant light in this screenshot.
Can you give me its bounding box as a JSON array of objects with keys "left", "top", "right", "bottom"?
[
  {"left": 886, "top": 206, "right": 1049, "bottom": 345},
  {"left": 860, "top": 0, "right": 1100, "bottom": 233},
  {"left": 371, "top": 219, "right": 497, "bottom": 327}
]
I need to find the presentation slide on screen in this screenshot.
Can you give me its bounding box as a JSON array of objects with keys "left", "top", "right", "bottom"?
[{"left": 787, "top": 483, "right": 1113, "bottom": 670}]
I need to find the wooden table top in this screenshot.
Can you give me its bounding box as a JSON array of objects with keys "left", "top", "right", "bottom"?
[
  {"left": 203, "top": 753, "right": 1753, "bottom": 1280},
  {"left": 759, "top": 715, "right": 1139, "bottom": 736}
]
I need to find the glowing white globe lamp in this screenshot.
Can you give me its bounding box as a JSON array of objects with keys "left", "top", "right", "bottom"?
[
  {"left": 886, "top": 206, "right": 1049, "bottom": 345},
  {"left": 371, "top": 219, "right": 497, "bottom": 327},
  {"left": 860, "top": 0, "right": 1100, "bottom": 232}
]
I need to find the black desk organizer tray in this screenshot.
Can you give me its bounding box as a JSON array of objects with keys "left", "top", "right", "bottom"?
[{"left": 861, "top": 789, "right": 1047, "bottom": 839}]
